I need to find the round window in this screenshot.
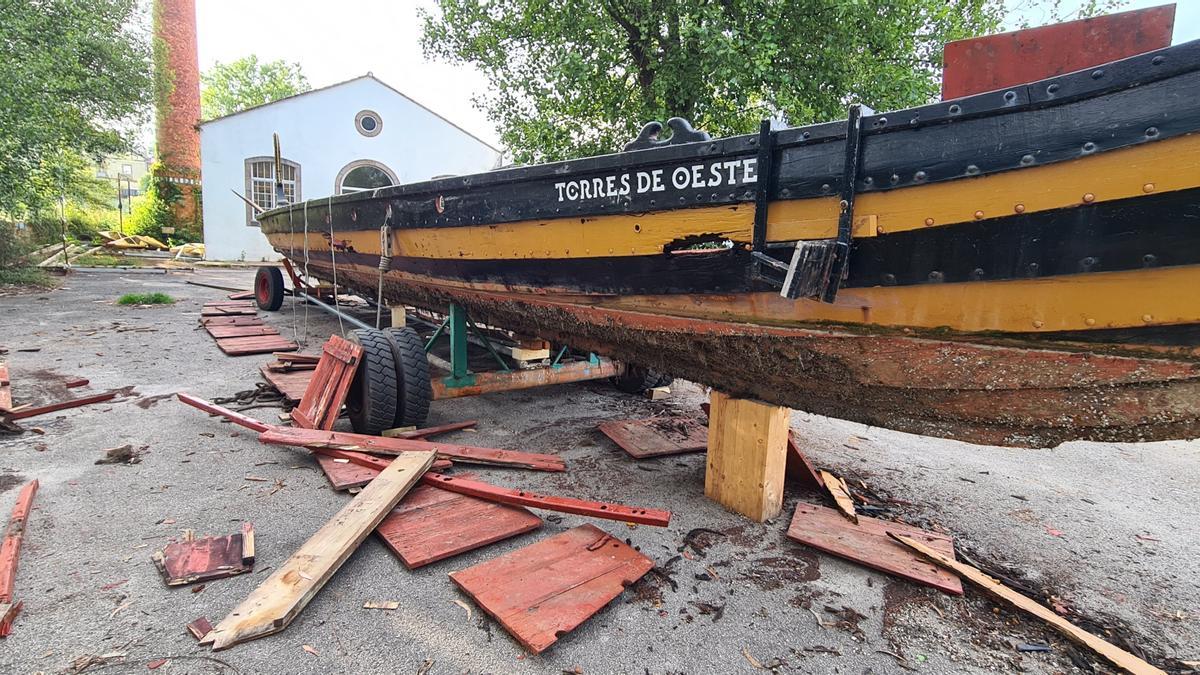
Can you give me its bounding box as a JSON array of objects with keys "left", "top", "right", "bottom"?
[{"left": 355, "top": 110, "right": 382, "bottom": 137}]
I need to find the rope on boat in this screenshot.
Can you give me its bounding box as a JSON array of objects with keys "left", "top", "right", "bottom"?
[
  {"left": 375, "top": 215, "right": 392, "bottom": 329},
  {"left": 326, "top": 195, "right": 345, "bottom": 337},
  {"left": 287, "top": 206, "right": 299, "bottom": 345},
  {"left": 301, "top": 201, "right": 311, "bottom": 343}
]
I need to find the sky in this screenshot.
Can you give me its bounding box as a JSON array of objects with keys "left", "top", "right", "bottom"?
[{"left": 193, "top": 0, "right": 1200, "bottom": 150}]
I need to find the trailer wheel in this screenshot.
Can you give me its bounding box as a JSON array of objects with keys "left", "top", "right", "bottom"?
[
  {"left": 613, "top": 364, "right": 670, "bottom": 394},
  {"left": 254, "top": 266, "right": 285, "bottom": 311},
  {"left": 384, "top": 327, "right": 432, "bottom": 428},
  {"left": 345, "top": 329, "right": 399, "bottom": 435}
]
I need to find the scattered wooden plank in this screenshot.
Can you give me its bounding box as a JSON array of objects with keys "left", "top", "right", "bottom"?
[
  {"left": 892, "top": 534, "right": 1167, "bottom": 675},
  {"left": 6, "top": 391, "right": 118, "bottom": 420},
  {"left": 274, "top": 352, "right": 321, "bottom": 363},
  {"left": 0, "top": 479, "right": 38, "bottom": 636},
  {"left": 705, "top": 391, "right": 789, "bottom": 522},
  {"left": 216, "top": 335, "right": 298, "bottom": 356},
  {"left": 152, "top": 524, "right": 255, "bottom": 586},
  {"left": 376, "top": 483, "right": 541, "bottom": 568},
  {"left": 260, "top": 426, "right": 566, "bottom": 472},
  {"left": 176, "top": 393, "right": 270, "bottom": 432},
  {"left": 201, "top": 452, "right": 435, "bottom": 650},
  {"left": 259, "top": 365, "right": 312, "bottom": 403},
  {"left": 819, "top": 470, "right": 858, "bottom": 524},
  {"left": 206, "top": 324, "right": 280, "bottom": 339},
  {"left": 203, "top": 300, "right": 255, "bottom": 308},
  {"left": 266, "top": 360, "right": 317, "bottom": 372},
  {"left": 786, "top": 431, "right": 826, "bottom": 492},
  {"left": 384, "top": 420, "right": 478, "bottom": 439},
  {"left": 291, "top": 336, "right": 361, "bottom": 429},
  {"left": 307, "top": 446, "right": 670, "bottom": 526},
  {"left": 186, "top": 617, "right": 213, "bottom": 641},
  {"left": 200, "top": 316, "right": 262, "bottom": 327},
  {"left": 200, "top": 306, "right": 257, "bottom": 317},
  {"left": 450, "top": 524, "right": 653, "bottom": 653},
  {"left": 598, "top": 416, "right": 707, "bottom": 458},
  {"left": 786, "top": 503, "right": 962, "bottom": 594},
  {"left": 362, "top": 601, "right": 399, "bottom": 610},
  {"left": 315, "top": 453, "right": 381, "bottom": 490},
  {"left": 64, "top": 377, "right": 89, "bottom": 389},
  {"left": 0, "top": 363, "right": 11, "bottom": 411},
  {"left": 227, "top": 291, "right": 255, "bottom": 300}
]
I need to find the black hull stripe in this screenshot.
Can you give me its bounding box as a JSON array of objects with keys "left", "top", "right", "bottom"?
[{"left": 285, "top": 187, "right": 1200, "bottom": 295}]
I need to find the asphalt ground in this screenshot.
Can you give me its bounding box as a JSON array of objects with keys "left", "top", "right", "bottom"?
[{"left": 0, "top": 269, "right": 1195, "bottom": 674}]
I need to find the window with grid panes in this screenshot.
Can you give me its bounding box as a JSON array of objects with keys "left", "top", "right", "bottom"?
[{"left": 244, "top": 157, "right": 300, "bottom": 225}]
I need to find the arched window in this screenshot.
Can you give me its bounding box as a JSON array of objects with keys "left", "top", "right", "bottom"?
[
  {"left": 244, "top": 156, "right": 300, "bottom": 226},
  {"left": 335, "top": 160, "right": 398, "bottom": 195}
]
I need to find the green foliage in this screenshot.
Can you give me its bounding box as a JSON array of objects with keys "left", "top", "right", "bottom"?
[
  {"left": 116, "top": 291, "right": 174, "bottom": 305},
  {"left": 201, "top": 55, "right": 311, "bottom": 119},
  {"left": 126, "top": 165, "right": 201, "bottom": 245},
  {"left": 422, "top": 0, "right": 1011, "bottom": 162},
  {"left": 0, "top": 221, "right": 31, "bottom": 269},
  {"left": 0, "top": 266, "right": 54, "bottom": 288},
  {"left": 0, "top": 0, "right": 152, "bottom": 217}
]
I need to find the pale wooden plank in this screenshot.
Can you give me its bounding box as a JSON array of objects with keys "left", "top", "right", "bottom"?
[
  {"left": 201, "top": 451, "right": 435, "bottom": 650},
  {"left": 704, "top": 391, "right": 788, "bottom": 521},
  {"left": 818, "top": 470, "right": 858, "bottom": 524},
  {"left": 892, "top": 534, "right": 1166, "bottom": 675}
]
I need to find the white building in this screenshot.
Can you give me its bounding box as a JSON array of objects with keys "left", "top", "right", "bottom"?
[{"left": 199, "top": 75, "right": 500, "bottom": 261}]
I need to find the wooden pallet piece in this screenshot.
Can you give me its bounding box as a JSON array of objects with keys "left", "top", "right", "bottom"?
[
  {"left": 0, "top": 479, "right": 38, "bottom": 636},
  {"left": 893, "top": 534, "right": 1166, "bottom": 675},
  {"left": 206, "top": 324, "right": 280, "bottom": 340},
  {"left": 598, "top": 416, "right": 707, "bottom": 458},
  {"left": 260, "top": 426, "right": 566, "bottom": 472},
  {"left": 0, "top": 363, "right": 11, "bottom": 411},
  {"left": 200, "top": 316, "right": 263, "bottom": 327},
  {"left": 201, "top": 452, "right": 435, "bottom": 650},
  {"left": 152, "top": 523, "right": 256, "bottom": 586},
  {"left": 449, "top": 524, "right": 653, "bottom": 653},
  {"left": 786, "top": 502, "right": 962, "bottom": 594},
  {"left": 291, "top": 336, "right": 361, "bottom": 429},
  {"left": 306, "top": 446, "right": 671, "bottom": 526},
  {"left": 377, "top": 483, "right": 542, "bottom": 568},
  {"left": 7, "top": 391, "right": 118, "bottom": 420},
  {"left": 216, "top": 335, "right": 298, "bottom": 357},
  {"left": 258, "top": 364, "right": 312, "bottom": 402},
  {"left": 705, "top": 391, "right": 789, "bottom": 522}
]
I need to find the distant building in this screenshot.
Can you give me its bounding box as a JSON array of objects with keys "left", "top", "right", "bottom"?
[
  {"left": 198, "top": 74, "right": 501, "bottom": 261},
  {"left": 93, "top": 152, "right": 152, "bottom": 205}
]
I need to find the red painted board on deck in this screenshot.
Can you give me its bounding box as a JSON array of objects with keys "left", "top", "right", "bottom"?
[
  {"left": 376, "top": 484, "right": 542, "bottom": 568},
  {"left": 942, "top": 6, "right": 1174, "bottom": 99},
  {"left": 216, "top": 335, "right": 298, "bottom": 356},
  {"left": 259, "top": 365, "right": 312, "bottom": 402},
  {"left": 449, "top": 524, "right": 653, "bottom": 653},
  {"left": 7, "top": 391, "right": 118, "bottom": 420},
  {"left": 0, "top": 479, "right": 38, "bottom": 636},
  {"left": 786, "top": 502, "right": 963, "bottom": 595},
  {"left": 152, "top": 525, "right": 255, "bottom": 586},
  {"left": 206, "top": 325, "right": 280, "bottom": 339},
  {"left": 597, "top": 416, "right": 707, "bottom": 458}
]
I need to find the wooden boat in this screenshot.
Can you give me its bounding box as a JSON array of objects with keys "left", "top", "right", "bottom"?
[{"left": 258, "top": 39, "right": 1200, "bottom": 448}]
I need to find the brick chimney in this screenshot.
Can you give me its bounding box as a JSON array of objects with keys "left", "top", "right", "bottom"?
[{"left": 152, "top": 0, "right": 202, "bottom": 230}]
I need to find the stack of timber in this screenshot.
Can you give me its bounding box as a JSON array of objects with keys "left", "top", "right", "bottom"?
[{"left": 199, "top": 302, "right": 296, "bottom": 356}]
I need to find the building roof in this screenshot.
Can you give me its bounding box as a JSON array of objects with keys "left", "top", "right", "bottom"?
[{"left": 198, "top": 73, "right": 499, "bottom": 152}]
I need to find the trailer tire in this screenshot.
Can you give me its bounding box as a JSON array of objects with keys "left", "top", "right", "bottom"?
[
  {"left": 612, "top": 364, "right": 669, "bottom": 394},
  {"left": 346, "top": 329, "right": 399, "bottom": 435},
  {"left": 254, "top": 266, "right": 285, "bottom": 311},
  {"left": 384, "top": 327, "right": 432, "bottom": 428}
]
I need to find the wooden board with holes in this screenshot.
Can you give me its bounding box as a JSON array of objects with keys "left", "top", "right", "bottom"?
[
  {"left": 201, "top": 452, "right": 435, "bottom": 650},
  {"left": 291, "top": 336, "right": 362, "bottom": 429},
  {"left": 597, "top": 416, "right": 707, "bottom": 458},
  {"left": 207, "top": 324, "right": 280, "bottom": 339},
  {"left": 449, "top": 524, "right": 652, "bottom": 654},
  {"left": 376, "top": 484, "right": 541, "bottom": 568},
  {"left": 786, "top": 502, "right": 962, "bottom": 594},
  {"left": 216, "top": 335, "right": 298, "bottom": 356},
  {"left": 259, "top": 364, "right": 312, "bottom": 402}
]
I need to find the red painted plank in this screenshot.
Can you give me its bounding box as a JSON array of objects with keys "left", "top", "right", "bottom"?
[
  {"left": 153, "top": 525, "right": 255, "bottom": 586},
  {"left": 315, "top": 453, "right": 381, "bottom": 490},
  {"left": 259, "top": 365, "right": 311, "bottom": 402},
  {"left": 391, "top": 420, "right": 478, "bottom": 439},
  {"left": 201, "top": 306, "right": 258, "bottom": 317},
  {"left": 786, "top": 502, "right": 963, "bottom": 595},
  {"left": 176, "top": 393, "right": 270, "bottom": 432},
  {"left": 0, "top": 364, "right": 11, "bottom": 411},
  {"left": 64, "top": 377, "right": 89, "bottom": 389},
  {"left": 450, "top": 524, "right": 653, "bottom": 653},
  {"left": 227, "top": 291, "right": 255, "bottom": 300},
  {"left": 260, "top": 426, "right": 566, "bottom": 472},
  {"left": 206, "top": 325, "right": 280, "bottom": 339},
  {"left": 203, "top": 300, "right": 255, "bottom": 308},
  {"left": 786, "top": 431, "right": 826, "bottom": 493},
  {"left": 292, "top": 335, "right": 361, "bottom": 429},
  {"left": 0, "top": 479, "right": 38, "bottom": 637},
  {"left": 216, "top": 335, "right": 298, "bottom": 356},
  {"left": 376, "top": 484, "right": 541, "bottom": 568},
  {"left": 598, "top": 416, "right": 707, "bottom": 458},
  {"left": 942, "top": 6, "right": 1174, "bottom": 99},
  {"left": 7, "top": 391, "right": 118, "bottom": 420},
  {"left": 200, "top": 316, "right": 262, "bottom": 326},
  {"left": 305, "top": 446, "right": 670, "bottom": 526}
]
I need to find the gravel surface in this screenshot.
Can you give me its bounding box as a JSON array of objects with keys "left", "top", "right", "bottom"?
[{"left": 0, "top": 269, "right": 1195, "bottom": 674}]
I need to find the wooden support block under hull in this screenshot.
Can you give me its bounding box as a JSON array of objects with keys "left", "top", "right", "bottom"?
[{"left": 704, "top": 391, "right": 788, "bottom": 522}]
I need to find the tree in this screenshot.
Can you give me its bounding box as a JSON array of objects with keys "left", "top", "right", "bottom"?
[
  {"left": 422, "top": 0, "right": 1013, "bottom": 163},
  {"left": 0, "top": 0, "right": 152, "bottom": 217},
  {"left": 200, "top": 56, "right": 311, "bottom": 119}
]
